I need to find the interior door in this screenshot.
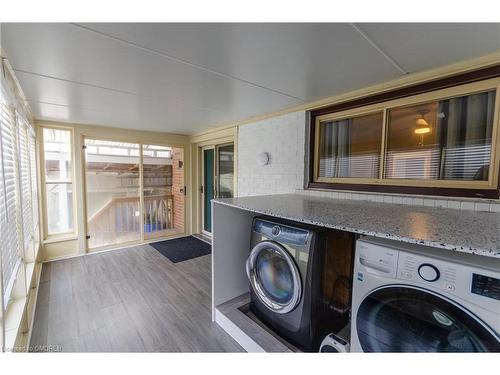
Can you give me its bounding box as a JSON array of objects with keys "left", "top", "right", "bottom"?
[{"left": 202, "top": 148, "right": 214, "bottom": 233}]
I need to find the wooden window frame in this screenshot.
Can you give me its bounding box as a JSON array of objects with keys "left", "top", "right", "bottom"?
[
  {"left": 309, "top": 66, "right": 500, "bottom": 199},
  {"left": 40, "top": 124, "right": 77, "bottom": 239}
]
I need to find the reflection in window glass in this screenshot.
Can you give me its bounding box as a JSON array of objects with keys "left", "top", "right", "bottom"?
[
  {"left": 45, "top": 183, "right": 74, "bottom": 234},
  {"left": 318, "top": 112, "right": 383, "bottom": 178},
  {"left": 385, "top": 91, "right": 496, "bottom": 181},
  {"left": 217, "top": 144, "right": 234, "bottom": 199}
]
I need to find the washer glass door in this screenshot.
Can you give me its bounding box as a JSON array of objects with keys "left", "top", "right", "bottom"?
[
  {"left": 246, "top": 240, "right": 302, "bottom": 314},
  {"left": 356, "top": 286, "right": 500, "bottom": 352}
]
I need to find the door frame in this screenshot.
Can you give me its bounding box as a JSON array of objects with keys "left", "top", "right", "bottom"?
[
  {"left": 190, "top": 127, "right": 237, "bottom": 237},
  {"left": 201, "top": 145, "right": 215, "bottom": 236}
]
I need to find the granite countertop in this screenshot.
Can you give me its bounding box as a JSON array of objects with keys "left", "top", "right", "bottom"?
[{"left": 214, "top": 194, "right": 500, "bottom": 258}]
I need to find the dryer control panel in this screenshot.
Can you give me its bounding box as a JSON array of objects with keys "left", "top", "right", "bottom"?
[
  {"left": 397, "top": 251, "right": 459, "bottom": 292},
  {"left": 253, "top": 218, "right": 311, "bottom": 247}
]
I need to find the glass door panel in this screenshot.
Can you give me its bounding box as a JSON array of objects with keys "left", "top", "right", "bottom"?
[
  {"left": 203, "top": 149, "right": 214, "bottom": 233},
  {"left": 85, "top": 139, "right": 141, "bottom": 249},
  {"left": 216, "top": 144, "right": 235, "bottom": 199},
  {"left": 143, "top": 144, "right": 184, "bottom": 239}
]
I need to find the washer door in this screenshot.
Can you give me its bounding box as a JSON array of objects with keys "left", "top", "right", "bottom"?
[
  {"left": 356, "top": 286, "right": 500, "bottom": 352},
  {"left": 246, "top": 240, "right": 302, "bottom": 314}
]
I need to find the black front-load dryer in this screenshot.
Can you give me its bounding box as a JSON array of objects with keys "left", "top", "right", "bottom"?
[{"left": 246, "top": 217, "right": 350, "bottom": 352}]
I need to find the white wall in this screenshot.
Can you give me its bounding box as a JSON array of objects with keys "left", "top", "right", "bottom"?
[
  {"left": 237, "top": 111, "right": 306, "bottom": 197},
  {"left": 236, "top": 111, "right": 500, "bottom": 213}
]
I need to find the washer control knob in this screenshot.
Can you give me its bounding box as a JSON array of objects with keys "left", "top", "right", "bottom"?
[
  {"left": 418, "top": 263, "right": 440, "bottom": 282},
  {"left": 271, "top": 225, "right": 281, "bottom": 237}
]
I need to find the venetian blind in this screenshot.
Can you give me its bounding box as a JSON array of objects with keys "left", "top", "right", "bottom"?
[
  {"left": 0, "top": 100, "right": 21, "bottom": 296},
  {"left": 0, "top": 58, "right": 39, "bottom": 305},
  {"left": 29, "top": 131, "right": 39, "bottom": 237},
  {"left": 17, "top": 115, "right": 33, "bottom": 249}
]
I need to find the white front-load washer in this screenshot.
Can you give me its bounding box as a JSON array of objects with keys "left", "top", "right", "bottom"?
[{"left": 351, "top": 236, "right": 500, "bottom": 352}]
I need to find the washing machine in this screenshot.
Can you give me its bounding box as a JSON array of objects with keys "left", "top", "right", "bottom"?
[
  {"left": 246, "top": 217, "right": 353, "bottom": 352},
  {"left": 351, "top": 236, "right": 500, "bottom": 352}
]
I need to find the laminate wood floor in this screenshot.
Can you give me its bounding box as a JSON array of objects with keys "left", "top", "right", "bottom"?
[{"left": 29, "top": 244, "right": 243, "bottom": 352}]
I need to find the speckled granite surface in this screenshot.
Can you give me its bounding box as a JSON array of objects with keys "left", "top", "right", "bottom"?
[{"left": 214, "top": 194, "right": 500, "bottom": 258}]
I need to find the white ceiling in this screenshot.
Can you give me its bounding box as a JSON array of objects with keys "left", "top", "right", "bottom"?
[{"left": 2, "top": 23, "right": 500, "bottom": 134}]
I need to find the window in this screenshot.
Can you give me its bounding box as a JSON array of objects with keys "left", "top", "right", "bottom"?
[
  {"left": 0, "top": 79, "right": 39, "bottom": 305},
  {"left": 29, "top": 131, "right": 39, "bottom": 243},
  {"left": 42, "top": 127, "right": 74, "bottom": 236},
  {"left": 83, "top": 140, "right": 185, "bottom": 250},
  {"left": 0, "top": 101, "right": 22, "bottom": 300},
  {"left": 18, "top": 116, "right": 34, "bottom": 251},
  {"left": 142, "top": 144, "right": 184, "bottom": 240},
  {"left": 317, "top": 112, "right": 383, "bottom": 179},
  {"left": 311, "top": 77, "right": 500, "bottom": 198},
  {"left": 384, "top": 91, "right": 495, "bottom": 181},
  {"left": 84, "top": 139, "right": 140, "bottom": 249}
]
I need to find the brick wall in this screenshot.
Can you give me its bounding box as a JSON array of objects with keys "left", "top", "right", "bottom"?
[{"left": 172, "top": 148, "right": 185, "bottom": 231}]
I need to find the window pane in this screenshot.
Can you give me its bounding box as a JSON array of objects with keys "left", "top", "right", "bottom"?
[
  {"left": 143, "top": 144, "right": 184, "bottom": 239},
  {"left": 45, "top": 183, "right": 74, "bottom": 234},
  {"left": 318, "top": 112, "right": 383, "bottom": 178},
  {"left": 384, "top": 91, "right": 495, "bottom": 181},
  {"left": 43, "top": 128, "right": 72, "bottom": 181},
  {"left": 85, "top": 139, "right": 140, "bottom": 249},
  {"left": 217, "top": 144, "right": 235, "bottom": 198}
]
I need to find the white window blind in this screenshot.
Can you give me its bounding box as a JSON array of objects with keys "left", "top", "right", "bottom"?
[
  {"left": 29, "top": 130, "right": 39, "bottom": 238},
  {"left": 0, "top": 60, "right": 39, "bottom": 306},
  {"left": 0, "top": 101, "right": 21, "bottom": 298},
  {"left": 17, "top": 115, "right": 33, "bottom": 250}
]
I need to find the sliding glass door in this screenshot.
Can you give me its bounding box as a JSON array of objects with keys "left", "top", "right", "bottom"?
[
  {"left": 84, "top": 139, "right": 141, "bottom": 249},
  {"left": 84, "top": 139, "right": 185, "bottom": 250},
  {"left": 143, "top": 144, "right": 184, "bottom": 240}
]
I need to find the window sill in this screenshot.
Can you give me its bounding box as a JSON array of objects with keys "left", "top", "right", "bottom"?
[
  {"left": 43, "top": 234, "right": 78, "bottom": 245},
  {"left": 307, "top": 181, "right": 500, "bottom": 200},
  {"left": 4, "top": 297, "right": 27, "bottom": 351}
]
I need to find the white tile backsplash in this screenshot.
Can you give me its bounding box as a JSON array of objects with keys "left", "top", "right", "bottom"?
[
  {"left": 294, "top": 188, "right": 500, "bottom": 213},
  {"left": 237, "top": 110, "right": 500, "bottom": 212}
]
